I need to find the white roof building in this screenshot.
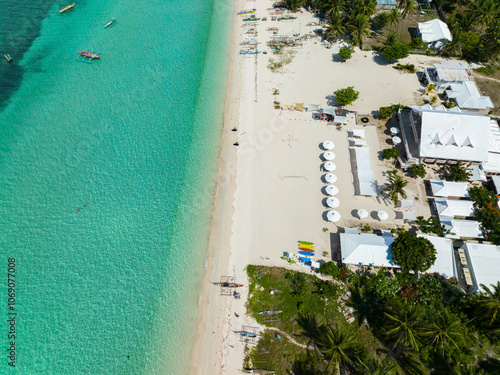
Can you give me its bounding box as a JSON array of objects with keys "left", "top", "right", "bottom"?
[
  {"left": 414, "top": 106, "right": 491, "bottom": 163},
  {"left": 461, "top": 243, "right": 500, "bottom": 293},
  {"left": 434, "top": 198, "right": 475, "bottom": 219},
  {"left": 483, "top": 120, "right": 500, "bottom": 174},
  {"left": 340, "top": 233, "right": 396, "bottom": 268},
  {"left": 417, "top": 19, "right": 452, "bottom": 48},
  {"left": 446, "top": 81, "right": 494, "bottom": 110},
  {"left": 418, "top": 234, "right": 457, "bottom": 279},
  {"left": 442, "top": 219, "right": 484, "bottom": 239},
  {"left": 430, "top": 179, "right": 470, "bottom": 198}
]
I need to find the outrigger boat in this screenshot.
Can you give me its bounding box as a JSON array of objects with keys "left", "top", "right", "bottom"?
[
  {"left": 240, "top": 48, "right": 261, "bottom": 55},
  {"left": 278, "top": 15, "right": 297, "bottom": 20},
  {"left": 104, "top": 18, "right": 116, "bottom": 28},
  {"left": 243, "top": 17, "right": 260, "bottom": 22},
  {"left": 240, "top": 38, "right": 259, "bottom": 45},
  {"left": 60, "top": 3, "right": 75, "bottom": 13},
  {"left": 77, "top": 50, "right": 100, "bottom": 63},
  {"left": 237, "top": 8, "right": 256, "bottom": 15},
  {"left": 235, "top": 331, "right": 260, "bottom": 338},
  {"left": 220, "top": 282, "right": 243, "bottom": 288}
]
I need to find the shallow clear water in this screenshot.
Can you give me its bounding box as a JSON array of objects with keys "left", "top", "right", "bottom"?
[{"left": 0, "top": 0, "right": 231, "bottom": 373}]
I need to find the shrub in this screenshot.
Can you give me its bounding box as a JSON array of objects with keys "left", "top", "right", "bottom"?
[
  {"left": 469, "top": 186, "right": 499, "bottom": 209},
  {"left": 362, "top": 224, "right": 372, "bottom": 232},
  {"left": 379, "top": 104, "right": 405, "bottom": 119},
  {"left": 382, "top": 147, "right": 400, "bottom": 160},
  {"left": 409, "top": 37, "right": 426, "bottom": 50},
  {"left": 410, "top": 164, "right": 426, "bottom": 178},
  {"left": 320, "top": 261, "right": 340, "bottom": 277},
  {"left": 445, "top": 162, "right": 471, "bottom": 182},
  {"left": 382, "top": 42, "right": 410, "bottom": 61},
  {"left": 391, "top": 228, "right": 397, "bottom": 234},
  {"left": 395, "top": 63, "right": 416, "bottom": 73},
  {"left": 333, "top": 86, "right": 359, "bottom": 105},
  {"left": 338, "top": 46, "right": 353, "bottom": 61}
]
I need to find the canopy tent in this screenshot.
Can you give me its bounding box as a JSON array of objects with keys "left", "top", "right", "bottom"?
[
  {"left": 430, "top": 179, "right": 469, "bottom": 198},
  {"left": 306, "top": 104, "right": 321, "bottom": 112},
  {"left": 344, "top": 227, "right": 360, "bottom": 234},
  {"left": 323, "top": 162, "right": 336, "bottom": 171},
  {"left": 378, "top": 210, "right": 389, "bottom": 221},
  {"left": 398, "top": 199, "right": 415, "bottom": 208},
  {"left": 323, "top": 152, "right": 335, "bottom": 161},
  {"left": 434, "top": 198, "right": 474, "bottom": 219},
  {"left": 351, "top": 129, "right": 365, "bottom": 138},
  {"left": 325, "top": 185, "right": 339, "bottom": 195},
  {"left": 402, "top": 210, "right": 417, "bottom": 221},
  {"left": 326, "top": 210, "right": 341, "bottom": 222},
  {"left": 353, "top": 147, "right": 377, "bottom": 196},
  {"left": 326, "top": 197, "right": 340, "bottom": 208},
  {"left": 295, "top": 103, "right": 304, "bottom": 111},
  {"left": 321, "top": 106, "right": 335, "bottom": 115},
  {"left": 354, "top": 139, "right": 368, "bottom": 147},
  {"left": 322, "top": 141, "right": 334, "bottom": 150},
  {"left": 442, "top": 219, "right": 484, "bottom": 239},
  {"left": 324, "top": 173, "right": 337, "bottom": 183},
  {"left": 357, "top": 209, "right": 368, "bottom": 219},
  {"left": 334, "top": 115, "right": 347, "bottom": 124},
  {"left": 340, "top": 233, "right": 397, "bottom": 268}
]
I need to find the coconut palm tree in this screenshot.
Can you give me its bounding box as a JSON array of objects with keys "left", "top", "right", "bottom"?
[
  {"left": 420, "top": 309, "right": 464, "bottom": 356},
  {"left": 315, "top": 325, "right": 356, "bottom": 375},
  {"left": 324, "top": 13, "right": 346, "bottom": 42},
  {"left": 443, "top": 31, "right": 464, "bottom": 56},
  {"left": 347, "top": 13, "right": 371, "bottom": 48},
  {"left": 352, "top": 0, "right": 377, "bottom": 17},
  {"left": 381, "top": 32, "right": 398, "bottom": 51},
  {"left": 327, "top": 0, "right": 346, "bottom": 15},
  {"left": 380, "top": 170, "right": 408, "bottom": 205},
  {"left": 399, "top": 0, "right": 416, "bottom": 19},
  {"left": 388, "top": 8, "right": 401, "bottom": 31},
  {"left": 472, "top": 0, "right": 500, "bottom": 30},
  {"left": 383, "top": 300, "right": 423, "bottom": 351},
  {"left": 475, "top": 281, "right": 500, "bottom": 326},
  {"left": 481, "top": 21, "right": 500, "bottom": 62},
  {"left": 358, "top": 357, "right": 397, "bottom": 375}
]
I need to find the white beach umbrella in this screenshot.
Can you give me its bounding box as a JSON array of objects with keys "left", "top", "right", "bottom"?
[
  {"left": 323, "top": 152, "right": 336, "bottom": 161},
  {"left": 324, "top": 173, "right": 337, "bottom": 183},
  {"left": 378, "top": 210, "right": 389, "bottom": 221},
  {"left": 325, "top": 185, "right": 339, "bottom": 195},
  {"left": 390, "top": 127, "right": 399, "bottom": 135},
  {"left": 323, "top": 141, "right": 334, "bottom": 150},
  {"left": 323, "top": 162, "right": 336, "bottom": 171},
  {"left": 326, "top": 197, "right": 340, "bottom": 208},
  {"left": 326, "top": 210, "right": 341, "bottom": 222},
  {"left": 357, "top": 209, "right": 368, "bottom": 219},
  {"left": 392, "top": 136, "right": 401, "bottom": 145}
]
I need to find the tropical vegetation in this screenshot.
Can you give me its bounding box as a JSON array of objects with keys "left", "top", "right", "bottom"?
[
  {"left": 380, "top": 170, "right": 408, "bottom": 204},
  {"left": 333, "top": 86, "right": 359, "bottom": 105}
]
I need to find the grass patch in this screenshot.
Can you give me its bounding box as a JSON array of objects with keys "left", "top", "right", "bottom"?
[{"left": 267, "top": 50, "right": 295, "bottom": 73}]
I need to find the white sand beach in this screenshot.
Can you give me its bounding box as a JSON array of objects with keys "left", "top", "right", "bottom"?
[{"left": 189, "top": 1, "right": 476, "bottom": 373}]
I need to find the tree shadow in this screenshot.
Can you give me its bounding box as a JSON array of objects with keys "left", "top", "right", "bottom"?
[
  {"left": 325, "top": 94, "right": 341, "bottom": 106},
  {"left": 297, "top": 313, "right": 322, "bottom": 344},
  {"left": 372, "top": 51, "right": 393, "bottom": 66},
  {"left": 345, "top": 285, "right": 385, "bottom": 329}
]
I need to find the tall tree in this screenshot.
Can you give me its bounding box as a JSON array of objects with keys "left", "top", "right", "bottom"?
[
  {"left": 315, "top": 325, "right": 356, "bottom": 375},
  {"left": 472, "top": 0, "right": 500, "bottom": 29},
  {"left": 381, "top": 32, "right": 398, "bottom": 51},
  {"left": 475, "top": 282, "right": 500, "bottom": 326},
  {"left": 391, "top": 231, "right": 437, "bottom": 273},
  {"left": 327, "top": 0, "right": 346, "bottom": 15},
  {"left": 481, "top": 21, "right": 500, "bottom": 62},
  {"left": 352, "top": 0, "right": 377, "bottom": 17},
  {"left": 347, "top": 13, "right": 371, "bottom": 48},
  {"left": 388, "top": 8, "right": 402, "bottom": 31},
  {"left": 380, "top": 170, "right": 408, "bottom": 205},
  {"left": 383, "top": 300, "right": 424, "bottom": 351},
  {"left": 399, "top": 0, "right": 416, "bottom": 19},
  {"left": 324, "top": 13, "right": 346, "bottom": 42},
  {"left": 421, "top": 309, "right": 464, "bottom": 356}
]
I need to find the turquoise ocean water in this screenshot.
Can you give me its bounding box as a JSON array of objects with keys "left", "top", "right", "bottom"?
[{"left": 0, "top": 0, "right": 232, "bottom": 373}]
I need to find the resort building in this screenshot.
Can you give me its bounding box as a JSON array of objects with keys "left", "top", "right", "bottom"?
[
  {"left": 421, "top": 62, "right": 473, "bottom": 93},
  {"left": 429, "top": 180, "right": 470, "bottom": 198},
  {"left": 459, "top": 243, "right": 500, "bottom": 293},
  {"left": 376, "top": 0, "right": 397, "bottom": 9},
  {"left": 397, "top": 105, "right": 491, "bottom": 167},
  {"left": 417, "top": 19, "right": 452, "bottom": 49},
  {"left": 445, "top": 81, "right": 494, "bottom": 111},
  {"left": 433, "top": 198, "right": 475, "bottom": 220},
  {"left": 482, "top": 119, "right": 500, "bottom": 175}
]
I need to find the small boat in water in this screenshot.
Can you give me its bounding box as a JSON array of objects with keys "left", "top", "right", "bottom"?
[
  {"left": 60, "top": 3, "right": 75, "bottom": 13},
  {"left": 104, "top": 18, "right": 116, "bottom": 28},
  {"left": 4, "top": 54, "right": 13, "bottom": 63},
  {"left": 237, "top": 9, "right": 256, "bottom": 15},
  {"left": 77, "top": 50, "right": 101, "bottom": 63}
]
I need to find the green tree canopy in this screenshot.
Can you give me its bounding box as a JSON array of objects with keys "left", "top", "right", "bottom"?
[
  {"left": 391, "top": 231, "right": 437, "bottom": 273},
  {"left": 382, "top": 42, "right": 410, "bottom": 61},
  {"left": 445, "top": 161, "right": 471, "bottom": 181},
  {"left": 338, "top": 46, "right": 353, "bottom": 61},
  {"left": 469, "top": 186, "right": 499, "bottom": 208},
  {"left": 334, "top": 86, "right": 359, "bottom": 105}
]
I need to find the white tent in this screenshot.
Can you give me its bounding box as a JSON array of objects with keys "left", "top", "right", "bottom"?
[
  {"left": 378, "top": 210, "right": 389, "bottom": 221},
  {"left": 353, "top": 148, "right": 377, "bottom": 196},
  {"left": 442, "top": 219, "right": 484, "bottom": 239},
  {"left": 434, "top": 198, "right": 474, "bottom": 219},
  {"left": 352, "top": 129, "right": 365, "bottom": 138},
  {"left": 357, "top": 209, "right": 368, "bottom": 219},
  {"left": 430, "top": 179, "right": 470, "bottom": 198},
  {"left": 322, "top": 141, "right": 334, "bottom": 150},
  {"left": 326, "top": 197, "right": 340, "bottom": 208},
  {"left": 327, "top": 210, "right": 341, "bottom": 222},
  {"left": 324, "top": 173, "right": 337, "bottom": 183},
  {"left": 402, "top": 210, "right": 417, "bottom": 221},
  {"left": 354, "top": 139, "right": 368, "bottom": 147},
  {"left": 325, "top": 185, "right": 339, "bottom": 195},
  {"left": 323, "top": 162, "right": 336, "bottom": 171},
  {"left": 398, "top": 199, "right": 415, "bottom": 208},
  {"left": 321, "top": 106, "right": 335, "bottom": 115},
  {"left": 340, "top": 233, "right": 397, "bottom": 267},
  {"left": 306, "top": 104, "right": 321, "bottom": 112},
  {"left": 323, "top": 152, "right": 336, "bottom": 161}
]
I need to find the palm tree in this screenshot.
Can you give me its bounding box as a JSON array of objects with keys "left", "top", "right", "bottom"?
[
  {"left": 443, "top": 31, "right": 463, "bottom": 56},
  {"left": 315, "top": 325, "right": 356, "bottom": 374},
  {"left": 306, "top": 0, "right": 326, "bottom": 14},
  {"left": 472, "top": 0, "right": 500, "bottom": 30},
  {"left": 388, "top": 8, "right": 401, "bottom": 31},
  {"left": 420, "top": 309, "right": 464, "bottom": 356},
  {"left": 324, "top": 13, "right": 346, "bottom": 42},
  {"left": 399, "top": 0, "right": 416, "bottom": 19},
  {"left": 481, "top": 21, "right": 500, "bottom": 62},
  {"left": 380, "top": 170, "right": 408, "bottom": 205},
  {"left": 475, "top": 281, "right": 500, "bottom": 326},
  {"left": 358, "top": 357, "right": 397, "bottom": 375},
  {"left": 383, "top": 300, "right": 423, "bottom": 351},
  {"left": 327, "top": 0, "right": 346, "bottom": 15},
  {"left": 352, "top": 0, "right": 377, "bottom": 17},
  {"left": 381, "top": 32, "right": 398, "bottom": 51},
  {"left": 347, "top": 13, "right": 371, "bottom": 48}
]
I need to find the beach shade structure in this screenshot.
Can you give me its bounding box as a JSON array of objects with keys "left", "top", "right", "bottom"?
[
  {"left": 392, "top": 136, "right": 401, "bottom": 145},
  {"left": 390, "top": 127, "right": 399, "bottom": 135},
  {"left": 326, "top": 197, "right": 340, "bottom": 208},
  {"left": 326, "top": 210, "right": 341, "bottom": 223},
  {"left": 378, "top": 210, "right": 389, "bottom": 221},
  {"left": 295, "top": 103, "right": 304, "bottom": 112},
  {"left": 357, "top": 209, "right": 368, "bottom": 219},
  {"left": 322, "top": 141, "right": 334, "bottom": 150},
  {"left": 324, "top": 173, "right": 337, "bottom": 183},
  {"left": 323, "top": 162, "right": 336, "bottom": 171},
  {"left": 323, "top": 152, "right": 336, "bottom": 161},
  {"left": 325, "top": 185, "right": 339, "bottom": 195}
]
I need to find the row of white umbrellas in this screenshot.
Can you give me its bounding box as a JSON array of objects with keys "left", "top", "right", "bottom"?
[
  {"left": 322, "top": 141, "right": 340, "bottom": 222},
  {"left": 357, "top": 209, "right": 389, "bottom": 221}
]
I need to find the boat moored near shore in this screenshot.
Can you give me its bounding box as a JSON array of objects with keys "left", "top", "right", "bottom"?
[{"left": 59, "top": 3, "right": 75, "bottom": 13}]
